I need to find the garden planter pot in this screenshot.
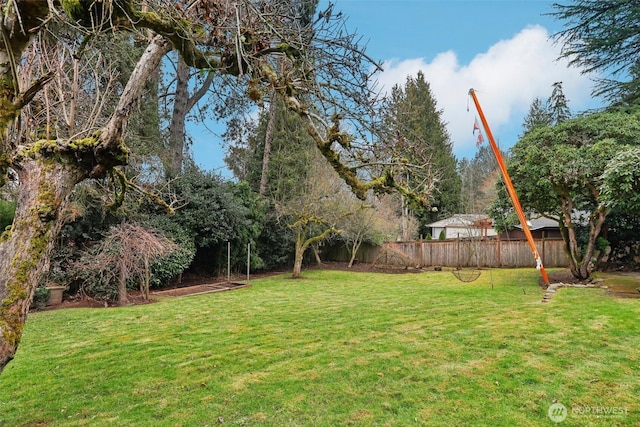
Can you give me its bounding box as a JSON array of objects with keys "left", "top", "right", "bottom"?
[{"left": 45, "top": 285, "right": 65, "bottom": 306}]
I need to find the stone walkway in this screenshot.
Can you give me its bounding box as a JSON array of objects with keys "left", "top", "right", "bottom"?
[{"left": 541, "top": 280, "right": 606, "bottom": 303}]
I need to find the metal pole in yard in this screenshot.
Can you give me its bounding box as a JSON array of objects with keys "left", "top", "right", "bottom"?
[
  {"left": 227, "top": 241, "right": 231, "bottom": 283},
  {"left": 247, "top": 243, "right": 250, "bottom": 283}
]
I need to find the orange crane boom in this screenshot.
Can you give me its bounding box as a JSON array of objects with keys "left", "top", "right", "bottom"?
[{"left": 468, "top": 89, "right": 550, "bottom": 287}]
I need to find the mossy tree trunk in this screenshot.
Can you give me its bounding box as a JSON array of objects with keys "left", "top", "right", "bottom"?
[
  {"left": 291, "top": 226, "right": 336, "bottom": 279},
  {"left": 0, "top": 1, "right": 55, "bottom": 372},
  {"left": 0, "top": 159, "right": 84, "bottom": 370},
  {"left": 292, "top": 234, "right": 305, "bottom": 279}
]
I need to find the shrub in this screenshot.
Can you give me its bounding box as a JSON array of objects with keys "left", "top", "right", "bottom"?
[
  {"left": 168, "top": 169, "right": 268, "bottom": 274},
  {"left": 143, "top": 217, "right": 196, "bottom": 287},
  {"left": 32, "top": 287, "right": 50, "bottom": 310}
]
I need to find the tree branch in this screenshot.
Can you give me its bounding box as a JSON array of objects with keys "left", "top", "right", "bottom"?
[{"left": 13, "top": 72, "right": 55, "bottom": 110}]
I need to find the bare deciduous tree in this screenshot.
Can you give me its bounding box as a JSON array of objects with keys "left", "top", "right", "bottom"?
[
  {"left": 276, "top": 161, "right": 354, "bottom": 279},
  {"left": 339, "top": 195, "right": 400, "bottom": 268}
]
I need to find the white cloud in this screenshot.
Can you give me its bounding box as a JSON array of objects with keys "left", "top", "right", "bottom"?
[{"left": 375, "top": 25, "right": 599, "bottom": 158}]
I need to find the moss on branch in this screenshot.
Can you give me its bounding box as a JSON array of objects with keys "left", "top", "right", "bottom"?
[
  {"left": 14, "top": 131, "right": 129, "bottom": 178},
  {"left": 109, "top": 168, "right": 175, "bottom": 214},
  {"left": 62, "top": 1, "right": 221, "bottom": 70}
]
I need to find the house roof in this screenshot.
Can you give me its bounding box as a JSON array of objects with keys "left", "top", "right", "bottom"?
[
  {"left": 514, "top": 216, "right": 559, "bottom": 231},
  {"left": 427, "top": 214, "right": 493, "bottom": 228}
]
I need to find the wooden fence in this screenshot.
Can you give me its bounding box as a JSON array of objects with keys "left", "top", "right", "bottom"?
[{"left": 326, "top": 238, "right": 569, "bottom": 268}]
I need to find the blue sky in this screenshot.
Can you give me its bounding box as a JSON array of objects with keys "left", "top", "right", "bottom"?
[{"left": 191, "top": 0, "right": 602, "bottom": 175}]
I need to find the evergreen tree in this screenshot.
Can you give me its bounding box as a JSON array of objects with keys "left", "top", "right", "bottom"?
[
  {"left": 521, "top": 82, "right": 571, "bottom": 138},
  {"left": 552, "top": 0, "right": 640, "bottom": 101},
  {"left": 223, "top": 97, "right": 318, "bottom": 269},
  {"left": 495, "top": 109, "right": 640, "bottom": 279},
  {"left": 226, "top": 97, "right": 316, "bottom": 202},
  {"left": 224, "top": 0, "right": 319, "bottom": 195},
  {"left": 381, "top": 71, "right": 461, "bottom": 230},
  {"left": 612, "top": 59, "right": 640, "bottom": 105},
  {"left": 546, "top": 81, "right": 571, "bottom": 125},
  {"left": 521, "top": 97, "right": 551, "bottom": 137}
]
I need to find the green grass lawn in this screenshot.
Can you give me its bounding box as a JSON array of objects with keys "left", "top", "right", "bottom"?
[{"left": 1, "top": 268, "right": 638, "bottom": 426}]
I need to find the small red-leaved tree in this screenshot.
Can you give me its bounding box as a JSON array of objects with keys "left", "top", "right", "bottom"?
[{"left": 76, "top": 223, "right": 179, "bottom": 305}]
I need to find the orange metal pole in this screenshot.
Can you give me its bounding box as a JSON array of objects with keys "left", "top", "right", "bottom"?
[{"left": 468, "top": 89, "right": 550, "bottom": 286}]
